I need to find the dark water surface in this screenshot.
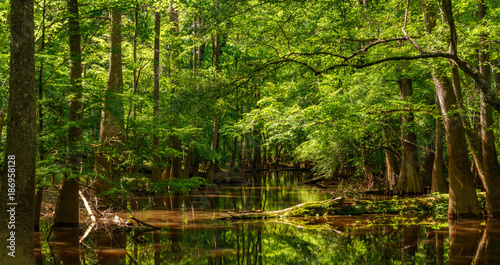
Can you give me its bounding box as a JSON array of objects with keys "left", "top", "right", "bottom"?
[{"left": 36, "top": 172, "right": 500, "bottom": 264}]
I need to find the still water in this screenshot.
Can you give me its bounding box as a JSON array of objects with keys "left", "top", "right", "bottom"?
[{"left": 36, "top": 172, "right": 500, "bottom": 264}]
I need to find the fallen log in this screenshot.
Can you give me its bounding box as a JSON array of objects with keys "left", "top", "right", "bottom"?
[
  {"left": 221, "top": 193, "right": 464, "bottom": 220},
  {"left": 299, "top": 175, "right": 326, "bottom": 185}
]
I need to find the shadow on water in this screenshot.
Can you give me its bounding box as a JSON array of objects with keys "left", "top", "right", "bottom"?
[{"left": 35, "top": 171, "right": 500, "bottom": 264}]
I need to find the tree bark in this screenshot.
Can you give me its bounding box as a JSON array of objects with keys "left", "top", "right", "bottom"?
[
  {"left": 0, "top": 0, "right": 36, "bottom": 262},
  {"left": 384, "top": 149, "right": 399, "bottom": 193},
  {"left": 475, "top": 0, "right": 500, "bottom": 217},
  {"left": 207, "top": 114, "right": 219, "bottom": 183},
  {"left": 35, "top": 0, "right": 46, "bottom": 232},
  {"left": 434, "top": 72, "right": 481, "bottom": 218},
  {"left": 132, "top": 4, "right": 139, "bottom": 120},
  {"left": 94, "top": 7, "right": 124, "bottom": 206},
  {"left": 396, "top": 78, "right": 422, "bottom": 194},
  {"left": 431, "top": 93, "right": 447, "bottom": 193},
  {"left": 55, "top": 0, "right": 83, "bottom": 227},
  {"left": 152, "top": 11, "right": 162, "bottom": 183},
  {"left": 424, "top": 0, "right": 479, "bottom": 216},
  {"left": 422, "top": 147, "right": 434, "bottom": 189}
]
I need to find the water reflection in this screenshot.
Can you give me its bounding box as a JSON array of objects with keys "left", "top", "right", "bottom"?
[{"left": 34, "top": 172, "right": 500, "bottom": 264}]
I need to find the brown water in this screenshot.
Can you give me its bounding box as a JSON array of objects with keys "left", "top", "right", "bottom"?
[{"left": 35, "top": 172, "right": 500, "bottom": 264}]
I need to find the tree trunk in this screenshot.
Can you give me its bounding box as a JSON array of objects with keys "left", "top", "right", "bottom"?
[
  {"left": 253, "top": 132, "right": 262, "bottom": 171},
  {"left": 0, "top": 0, "right": 36, "bottom": 262},
  {"left": 182, "top": 146, "right": 193, "bottom": 179},
  {"left": 207, "top": 114, "right": 219, "bottom": 183},
  {"left": 170, "top": 136, "right": 183, "bottom": 179},
  {"left": 424, "top": 0, "right": 479, "bottom": 216},
  {"left": 422, "top": 148, "right": 434, "bottom": 190},
  {"left": 230, "top": 135, "right": 238, "bottom": 171},
  {"left": 35, "top": 0, "right": 46, "bottom": 232},
  {"left": 0, "top": 109, "right": 4, "bottom": 144},
  {"left": 475, "top": 0, "right": 500, "bottom": 217},
  {"left": 55, "top": 0, "right": 83, "bottom": 227},
  {"left": 132, "top": 5, "right": 139, "bottom": 119},
  {"left": 396, "top": 79, "right": 422, "bottom": 194},
  {"left": 435, "top": 71, "right": 481, "bottom": 218},
  {"left": 152, "top": 11, "right": 162, "bottom": 183},
  {"left": 33, "top": 187, "right": 43, "bottom": 232},
  {"left": 431, "top": 93, "right": 448, "bottom": 193},
  {"left": 384, "top": 149, "right": 399, "bottom": 193},
  {"left": 94, "top": 7, "right": 124, "bottom": 207}
]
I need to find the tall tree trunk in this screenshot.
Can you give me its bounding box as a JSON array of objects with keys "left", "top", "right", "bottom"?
[
  {"left": 55, "top": 0, "right": 83, "bottom": 228},
  {"left": 94, "top": 7, "right": 124, "bottom": 207},
  {"left": 152, "top": 11, "right": 162, "bottom": 183},
  {"left": 132, "top": 4, "right": 139, "bottom": 120},
  {"left": 396, "top": 79, "right": 422, "bottom": 194},
  {"left": 0, "top": 0, "right": 36, "bottom": 262},
  {"left": 435, "top": 71, "right": 481, "bottom": 218},
  {"left": 476, "top": 0, "right": 500, "bottom": 217},
  {"left": 424, "top": 0, "right": 480, "bottom": 217},
  {"left": 35, "top": 0, "right": 46, "bottom": 232},
  {"left": 431, "top": 93, "right": 447, "bottom": 193}
]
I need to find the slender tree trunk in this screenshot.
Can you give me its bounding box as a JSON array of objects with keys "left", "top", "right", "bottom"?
[
  {"left": 207, "top": 114, "right": 219, "bottom": 183},
  {"left": 0, "top": 0, "right": 36, "bottom": 262},
  {"left": 152, "top": 11, "right": 162, "bottom": 183},
  {"left": 253, "top": 132, "right": 262, "bottom": 171},
  {"left": 230, "top": 136, "right": 238, "bottom": 171},
  {"left": 170, "top": 136, "right": 183, "bottom": 179},
  {"left": 94, "top": 7, "right": 124, "bottom": 206},
  {"left": 34, "top": 0, "right": 46, "bottom": 232},
  {"left": 0, "top": 109, "right": 4, "bottom": 144},
  {"left": 182, "top": 146, "right": 193, "bottom": 179},
  {"left": 132, "top": 4, "right": 139, "bottom": 120},
  {"left": 396, "top": 79, "right": 422, "bottom": 194}
]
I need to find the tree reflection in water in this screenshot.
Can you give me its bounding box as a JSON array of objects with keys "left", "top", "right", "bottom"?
[{"left": 33, "top": 172, "right": 500, "bottom": 264}]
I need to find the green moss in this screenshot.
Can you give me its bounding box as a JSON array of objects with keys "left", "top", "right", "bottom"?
[{"left": 224, "top": 192, "right": 488, "bottom": 221}]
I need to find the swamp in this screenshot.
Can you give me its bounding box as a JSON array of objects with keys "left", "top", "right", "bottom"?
[{"left": 2, "top": 0, "right": 500, "bottom": 264}]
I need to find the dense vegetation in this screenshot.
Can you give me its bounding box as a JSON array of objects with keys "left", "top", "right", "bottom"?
[{"left": 2, "top": 0, "right": 500, "bottom": 262}]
